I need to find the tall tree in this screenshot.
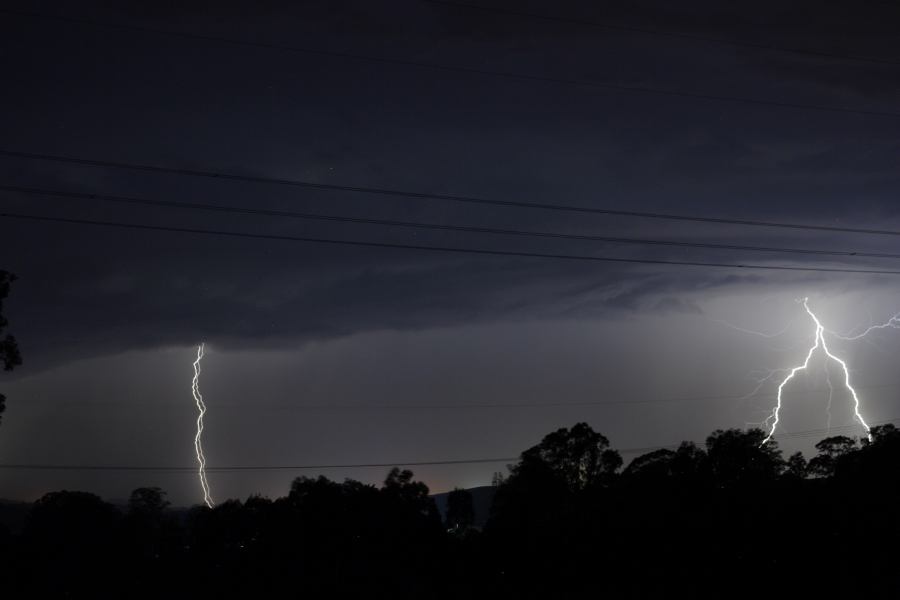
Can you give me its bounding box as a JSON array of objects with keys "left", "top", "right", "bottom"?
[
  {"left": 125, "top": 487, "right": 172, "bottom": 560},
  {"left": 704, "top": 428, "right": 783, "bottom": 487},
  {"left": 783, "top": 451, "right": 808, "bottom": 480},
  {"left": 445, "top": 488, "right": 475, "bottom": 534},
  {"left": 127, "top": 487, "right": 170, "bottom": 517},
  {"left": 0, "top": 270, "right": 22, "bottom": 425},
  {"left": 807, "top": 435, "right": 858, "bottom": 478},
  {"left": 516, "top": 422, "right": 622, "bottom": 491}
]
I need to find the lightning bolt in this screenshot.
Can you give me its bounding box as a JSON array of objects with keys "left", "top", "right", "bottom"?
[
  {"left": 761, "top": 299, "right": 871, "bottom": 445},
  {"left": 827, "top": 313, "right": 900, "bottom": 341},
  {"left": 192, "top": 342, "right": 214, "bottom": 508},
  {"left": 824, "top": 361, "right": 834, "bottom": 434},
  {"left": 712, "top": 318, "right": 794, "bottom": 339}
]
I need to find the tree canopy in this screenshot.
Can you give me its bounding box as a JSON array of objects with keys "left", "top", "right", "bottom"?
[{"left": 3, "top": 422, "right": 899, "bottom": 598}]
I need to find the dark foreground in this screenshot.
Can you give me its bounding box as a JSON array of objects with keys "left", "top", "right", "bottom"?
[{"left": 2, "top": 423, "right": 899, "bottom": 599}]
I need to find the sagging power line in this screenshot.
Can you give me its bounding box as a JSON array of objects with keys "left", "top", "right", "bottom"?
[
  {"left": 10, "top": 184, "right": 900, "bottom": 261},
  {"left": 5, "top": 149, "right": 900, "bottom": 237},
  {"left": 5, "top": 211, "right": 900, "bottom": 276},
  {"left": 0, "top": 418, "right": 891, "bottom": 473}
]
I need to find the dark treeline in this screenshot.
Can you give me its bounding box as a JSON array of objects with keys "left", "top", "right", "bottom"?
[{"left": 2, "top": 423, "right": 900, "bottom": 598}]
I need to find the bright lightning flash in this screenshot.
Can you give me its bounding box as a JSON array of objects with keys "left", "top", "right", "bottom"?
[
  {"left": 762, "top": 298, "right": 872, "bottom": 445},
  {"left": 192, "top": 342, "right": 214, "bottom": 508}
]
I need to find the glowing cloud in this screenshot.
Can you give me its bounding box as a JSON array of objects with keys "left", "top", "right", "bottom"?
[{"left": 191, "top": 343, "right": 214, "bottom": 508}]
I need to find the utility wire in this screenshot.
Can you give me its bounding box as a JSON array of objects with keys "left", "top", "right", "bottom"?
[
  {"left": 3, "top": 9, "right": 899, "bottom": 119},
  {"left": 5, "top": 211, "right": 900, "bottom": 276},
  {"left": 0, "top": 419, "right": 890, "bottom": 472},
  {"left": 422, "top": 0, "right": 900, "bottom": 67},
  {"left": 0, "top": 457, "right": 518, "bottom": 472},
  {"left": 26, "top": 382, "right": 900, "bottom": 410},
  {"left": 4, "top": 149, "right": 900, "bottom": 238},
  {"left": 11, "top": 184, "right": 900, "bottom": 261},
  {"left": 758, "top": 419, "right": 890, "bottom": 440}
]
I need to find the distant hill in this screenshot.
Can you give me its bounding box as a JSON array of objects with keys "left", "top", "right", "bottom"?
[{"left": 431, "top": 485, "right": 496, "bottom": 528}]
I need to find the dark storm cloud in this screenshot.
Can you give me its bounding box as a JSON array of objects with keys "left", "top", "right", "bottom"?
[{"left": 2, "top": 0, "right": 900, "bottom": 374}]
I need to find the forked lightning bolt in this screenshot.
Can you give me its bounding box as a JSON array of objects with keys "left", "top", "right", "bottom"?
[
  {"left": 192, "top": 343, "right": 214, "bottom": 508},
  {"left": 762, "top": 299, "right": 872, "bottom": 445}
]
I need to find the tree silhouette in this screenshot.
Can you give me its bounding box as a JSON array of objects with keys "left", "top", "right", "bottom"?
[
  {"left": 445, "top": 487, "right": 475, "bottom": 534},
  {"left": 7, "top": 424, "right": 900, "bottom": 598},
  {"left": 667, "top": 441, "right": 709, "bottom": 485},
  {"left": 623, "top": 448, "right": 676, "bottom": 482},
  {"left": 26, "top": 491, "right": 119, "bottom": 546},
  {"left": 485, "top": 421, "right": 626, "bottom": 597},
  {"left": 123, "top": 487, "right": 177, "bottom": 569},
  {"left": 704, "top": 428, "right": 783, "bottom": 487},
  {"left": 382, "top": 467, "right": 432, "bottom": 514},
  {"left": 381, "top": 467, "right": 443, "bottom": 543},
  {"left": 783, "top": 451, "right": 808, "bottom": 480},
  {"left": 517, "top": 422, "right": 622, "bottom": 491},
  {"left": 833, "top": 424, "right": 900, "bottom": 485},
  {"left": 0, "top": 270, "right": 22, "bottom": 426},
  {"left": 128, "top": 487, "right": 170, "bottom": 516},
  {"left": 21, "top": 490, "right": 121, "bottom": 595},
  {"left": 808, "top": 435, "right": 858, "bottom": 478}
]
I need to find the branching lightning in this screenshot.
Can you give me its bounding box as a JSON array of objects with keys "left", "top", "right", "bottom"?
[
  {"left": 761, "top": 299, "right": 872, "bottom": 445},
  {"left": 827, "top": 312, "right": 900, "bottom": 341},
  {"left": 713, "top": 318, "right": 794, "bottom": 339},
  {"left": 192, "top": 343, "right": 214, "bottom": 508}
]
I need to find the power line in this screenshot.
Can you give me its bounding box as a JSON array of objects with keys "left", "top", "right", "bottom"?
[
  {"left": 5, "top": 148, "right": 900, "bottom": 238},
  {"left": 5, "top": 210, "right": 900, "bottom": 276},
  {"left": 31, "top": 382, "right": 900, "bottom": 410},
  {"left": 3, "top": 9, "right": 900, "bottom": 119},
  {"left": 765, "top": 419, "right": 892, "bottom": 440},
  {"left": 200, "top": 382, "right": 900, "bottom": 410},
  {"left": 12, "top": 184, "right": 900, "bottom": 261},
  {"left": 0, "top": 457, "right": 518, "bottom": 473},
  {"left": 422, "top": 0, "right": 900, "bottom": 68},
  {"left": 0, "top": 420, "right": 891, "bottom": 472}
]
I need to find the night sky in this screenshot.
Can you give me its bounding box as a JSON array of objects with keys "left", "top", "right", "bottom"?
[{"left": 2, "top": 0, "right": 900, "bottom": 505}]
